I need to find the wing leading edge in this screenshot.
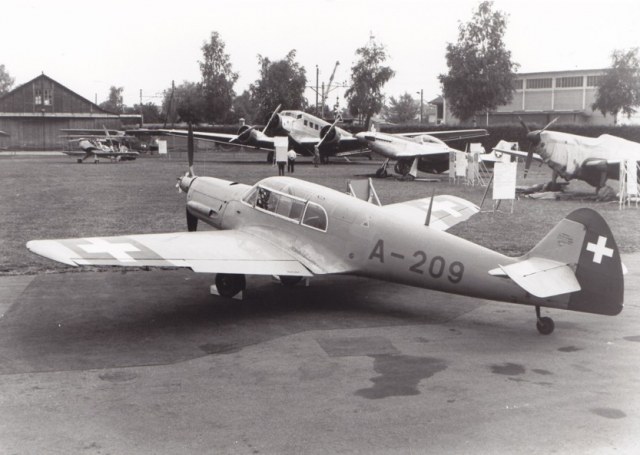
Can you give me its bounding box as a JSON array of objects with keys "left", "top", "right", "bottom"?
[{"left": 27, "top": 230, "right": 312, "bottom": 277}]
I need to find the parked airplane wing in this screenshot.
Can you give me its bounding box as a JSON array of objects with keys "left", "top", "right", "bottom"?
[
  {"left": 159, "top": 129, "right": 276, "bottom": 150},
  {"left": 400, "top": 129, "right": 489, "bottom": 142},
  {"left": 382, "top": 195, "right": 479, "bottom": 231},
  {"left": 492, "top": 146, "right": 543, "bottom": 162},
  {"left": 27, "top": 230, "right": 312, "bottom": 277}
]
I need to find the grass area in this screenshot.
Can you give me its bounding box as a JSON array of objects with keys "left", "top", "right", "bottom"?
[{"left": 1, "top": 149, "right": 639, "bottom": 276}]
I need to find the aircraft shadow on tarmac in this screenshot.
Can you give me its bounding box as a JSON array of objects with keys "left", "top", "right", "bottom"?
[{"left": 0, "top": 270, "right": 485, "bottom": 374}]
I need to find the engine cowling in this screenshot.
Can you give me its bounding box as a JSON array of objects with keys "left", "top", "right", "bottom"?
[
  {"left": 264, "top": 112, "right": 283, "bottom": 133},
  {"left": 319, "top": 124, "right": 341, "bottom": 146},
  {"left": 235, "top": 125, "right": 258, "bottom": 145}
]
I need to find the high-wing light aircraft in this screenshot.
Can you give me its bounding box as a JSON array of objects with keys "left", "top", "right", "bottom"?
[
  {"left": 354, "top": 128, "right": 489, "bottom": 179},
  {"left": 27, "top": 134, "right": 624, "bottom": 335},
  {"left": 160, "top": 106, "right": 362, "bottom": 163},
  {"left": 493, "top": 118, "right": 640, "bottom": 192},
  {"left": 62, "top": 127, "right": 140, "bottom": 163}
]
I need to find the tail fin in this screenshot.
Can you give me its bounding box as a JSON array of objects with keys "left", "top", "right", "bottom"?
[{"left": 528, "top": 208, "right": 624, "bottom": 316}]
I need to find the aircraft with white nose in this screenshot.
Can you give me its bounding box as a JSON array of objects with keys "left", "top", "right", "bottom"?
[{"left": 27, "top": 132, "right": 624, "bottom": 335}]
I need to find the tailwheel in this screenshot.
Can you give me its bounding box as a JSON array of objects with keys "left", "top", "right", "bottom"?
[
  {"left": 535, "top": 305, "right": 555, "bottom": 335},
  {"left": 279, "top": 276, "right": 303, "bottom": 287},
  {"left": 215, "top": 273, "right": 246, "bottom": 298}
]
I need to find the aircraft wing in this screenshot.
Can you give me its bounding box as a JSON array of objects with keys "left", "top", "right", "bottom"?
[
  {"left": 382, "top": 195, "right": 480, "bottom": 231},
  {"left": 159, "top": 129, "right": 276, "bottom": 150},
  {"left": 290, "top": 134, "right": 364, "bottom": 157},
  {"left": 399, "top": 129, "right": 489, "bottom": 142},
  {"left": 492, "top": 146, "right": 543, "bottom": 162},
  {"left": 26, "top": 230, "right": 312, "bottom": 277}
]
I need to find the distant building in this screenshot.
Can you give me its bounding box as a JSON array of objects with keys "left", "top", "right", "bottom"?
[
  {"left": 437, "top": 68, "right": 618, "bottom": 127},
  {"left": 0, "top": 73, "right": 122, "bottom": 150}
]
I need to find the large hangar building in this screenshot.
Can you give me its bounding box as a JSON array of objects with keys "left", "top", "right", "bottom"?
[
  {"left": 0, "top": 73, "right": 122, "bottom": 150},
  {"left": 439, "top": 68, "right": 612, "bottom": 126}
]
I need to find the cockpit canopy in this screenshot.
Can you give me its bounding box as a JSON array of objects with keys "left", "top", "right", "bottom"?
[{"left": 242, "top": 182, "right": 328, "bottom": 231}]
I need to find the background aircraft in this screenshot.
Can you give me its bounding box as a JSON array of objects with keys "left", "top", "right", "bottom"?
[
  {"left": 61, "top": 128, "right": 140, "bottom": 163},
  {"left": 27, "top": 134, "right": 624, "bottom": 335},
  {"left": 493, "top": 118, "right": 640, "bottom": 192},
  {"left": 354, "top": 127, "right": 489, "bottom": 179},
  {"left": 160, "top": 106, "right": 362, "bottom": 163}
]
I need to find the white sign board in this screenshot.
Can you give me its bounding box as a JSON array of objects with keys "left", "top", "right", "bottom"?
[
  {"left": 455, "top": 151, "right": 467, "bottom": 177},
  {"left": 274, "top": 136, "right": 288, "bottom": 162},
  {"left": 493, "top": 162, "right": 517, "bottom": 200},
  {"left": 157, "top": 140, "right": 167, "bottom": 155}
]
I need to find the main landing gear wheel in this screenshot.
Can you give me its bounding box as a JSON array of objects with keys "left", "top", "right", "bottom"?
[
  {"left": 375, "top": 168, "right": 388, "bottom": 178},
  {"left": 535, "top": 305, "right": 555, "bottom": 335},
  {"left": 279, "top": 276, "right": 303, "bottom": 287},
  {"left": 215, "top": 273, "right": 246, "bottom": 297}
]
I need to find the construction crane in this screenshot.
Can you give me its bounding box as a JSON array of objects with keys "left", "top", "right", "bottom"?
[{"left": 321, "top": 61, "right": 340, "bottom": 119}]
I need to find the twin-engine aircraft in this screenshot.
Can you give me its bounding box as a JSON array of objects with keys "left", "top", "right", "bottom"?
[
  {"left": 26, "top": 134, "right": 624, "bottom": 335},
  {"left": 493, "top": 118, "right": 640, "bottom": 192},
  {"left": 353, "top": 127, "right": 488, "bottom": 179},
  {"left": 160, "top": 106, "right": 362, "bottom": 163},
  {"left": 61, "top": 128, "right": 140, "bottom": 163}
]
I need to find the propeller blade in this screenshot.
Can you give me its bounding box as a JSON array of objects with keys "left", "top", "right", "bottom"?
[
  {"left": 187, "top": 124, "right": 194, "bottom": 177},
  {"left": 317, "top": 115, "right": 342, "bottom": 150},
  {"left": 524, "top": 146, "right": 534, "bottom": 178},
  {"left": 186, "top": 208, "right": 198, "bottom": 232},
  {"left": 518, "top": 116, "right": 530, "bottom": 133},
  {"left": 229, "top": 125, "right": 256, "bottom": 144},
  {"left": 262, "top": 104, "right": 282, "bottom": 134},
  {"left": 540, "top": 117, "right": 558, "bottom": 133}
]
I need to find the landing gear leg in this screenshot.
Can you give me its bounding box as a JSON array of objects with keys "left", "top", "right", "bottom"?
[
  {"left": 535, "top": 305, "right": 555, "bottom": 335},
  {"left": 375, "top": 158, "right": 390, "bottom": 178},
  {"left": 213, "top": 273, "right": 246, "bottom": 298}
]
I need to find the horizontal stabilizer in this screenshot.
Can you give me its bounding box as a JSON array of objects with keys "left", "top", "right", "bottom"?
[{"left": 490, "top": 257, "right": 581, "bottom": 298}]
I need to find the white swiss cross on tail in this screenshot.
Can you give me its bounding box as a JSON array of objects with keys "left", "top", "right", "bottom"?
[
  {"left": 79, "top": 238, "right": 140, "bottom": 262},
  {"left": 586, "top": 235, "right": 614, "bottom": 264}
]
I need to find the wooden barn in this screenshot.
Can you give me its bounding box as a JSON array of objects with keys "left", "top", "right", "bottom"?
[{"left": 0, "top": 73, "right": 122, "bottom": 150}]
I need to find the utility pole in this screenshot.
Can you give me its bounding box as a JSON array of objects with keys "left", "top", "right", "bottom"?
[
  {"left": 416, "top": 89, "right": 424, "bottom": 123},
  {"left": 139, "top": 89, "right": 144, "bottom": 127},
  {"left": 315, "top": 65, "right": 319, "bottom": 116}
]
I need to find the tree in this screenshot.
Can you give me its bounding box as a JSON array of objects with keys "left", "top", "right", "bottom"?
[
  {"left": 250, "top": 50, "right": 307, "bottom": 121},
  {"left": 384, "top": 92, "right": 419, "bottom": 124},
  {"left": 124, "top": 102, "right": 163, "bottom": 124},
  {"left": 231, "top": 90, "right": 258, "bottom": 124},
  {"left": 99, "top": 86, "right": 125, "bottom": 113},
  {"left": 0, "top": 64, "right": 14, "bottom": 96},
  {"left": 438, "top": 1, "right": 518, "bottom": 123},
  {"left": 174, "top": 81, "right": 206, "bottom": 126},
  {"left": 199, "top": 31, "right": 239, "bottom": 124},
  {"left": 345, "top": 37, "right": 395, "bottom": 130},
  {"left": 592, "top": 48, "right": 640, "bottom": 124}
]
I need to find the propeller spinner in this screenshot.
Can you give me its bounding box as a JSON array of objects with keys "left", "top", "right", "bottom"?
[{"left": 520, "top": 117, "right": 558, "bottom": 177}]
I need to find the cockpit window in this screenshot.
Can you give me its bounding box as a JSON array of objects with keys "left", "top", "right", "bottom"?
[
  {"left": 302, "top": 202, "right": 328, "bottom": 231},
  {"left": 244, "top": 185, "right": 306, "bottom": 222}
]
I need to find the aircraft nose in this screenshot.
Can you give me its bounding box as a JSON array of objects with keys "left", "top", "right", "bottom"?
[{"left": 527, "top": 131, "right": 541, "bottom": 146}]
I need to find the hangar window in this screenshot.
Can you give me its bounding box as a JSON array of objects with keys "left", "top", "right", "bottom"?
[
  {"left": 34, "top": 88, "right": 42, "bottom": 105},
  {"left": 556, "top": 76, "right": 583, "bottom": 88},
  {"left": 513, "top": 79, "right": 523, "bottom": 90},
  {"left": 587, "top": 75, "right": 604, "bottom": 87},
  {"left": 43, "top": 88, "right": 53, "bottom": 105},
  {"left": 302, "top": 202, "right": 328, "bottom": 231},
  {"left": 526, "top": 78, "right": 552, "bottom": 89}
]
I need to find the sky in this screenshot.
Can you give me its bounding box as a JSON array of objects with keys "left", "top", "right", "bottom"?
[{"left": 2, "top": 0, "right": 639, "bottom": 109}]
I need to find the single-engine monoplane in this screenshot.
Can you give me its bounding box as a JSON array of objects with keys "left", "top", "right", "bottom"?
[
  {"left": 27, "top": 132, "right": 624, "bottom": 335},
  {"left": 354, "top": 127, "right": 489, "bottom": 179},
  {"left": 493, "top": 118, "right": 640, "bottom": 193}
]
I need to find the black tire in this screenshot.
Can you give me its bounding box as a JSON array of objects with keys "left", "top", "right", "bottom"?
[
  {"left": 215, "top": 273, "right": 246, "bottom": 297},
  {"left": 536, "top": 316, "right": 555, "bottom": 335}
]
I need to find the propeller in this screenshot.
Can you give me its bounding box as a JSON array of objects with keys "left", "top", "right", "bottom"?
[
  {"left": 262, "top": 104, "right": 282, "bottom": 134},
  {"left": 520, "top": 117, "right": 558, "bottom": 178},
  {"left": 316, "top": 114, "right": 342, "bottom": 150},
  {"left": 175, "top": 123, "right": 198, "bottom": 231}
]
